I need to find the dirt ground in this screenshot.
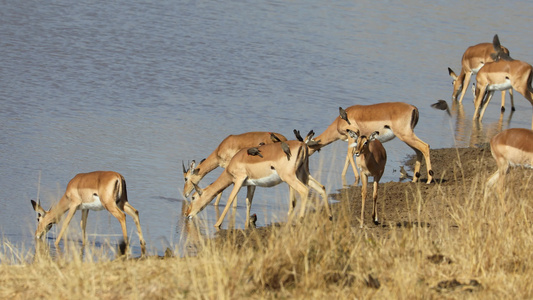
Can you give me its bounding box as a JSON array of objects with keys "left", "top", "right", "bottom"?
[{"left": 216, "top": 144, "right": 503, "bottom": 242}]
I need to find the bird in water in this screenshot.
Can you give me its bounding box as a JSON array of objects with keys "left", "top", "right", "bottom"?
[
  {"left": 249, "top": 213, "right": 257, "bottom": 229},
  {"left": 247, "top": 147, "right": 263, "bottom": 158},
  {"left": 339, "top": 107, "right": 351, "bottom": 124},
  {"left": 431, "top": 100, "right": 451, "bottom": 116},
  {"left": 399, "top": 166, "right": 412, "bottom": 180},
  {"left": 269, "top": 132, "right": 282, "bottom": 143},
  {"left": 281, "top": 141, "right": 291, "bottom": 161}
]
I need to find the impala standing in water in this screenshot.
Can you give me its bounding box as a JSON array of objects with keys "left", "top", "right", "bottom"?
[
  {"left": 184, "top": 132, "right": 332, "bottom": 228},
  {"left": 448, "top": 34, "right": 511, "bottom": 108},
  {"left": 182, "top": 131, "right": 287, "bottom": 206},
  {"left": 31, "top": 171, "right": 146, "bottom": 255}
]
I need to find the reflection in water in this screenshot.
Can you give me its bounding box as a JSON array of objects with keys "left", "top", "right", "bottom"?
[{"left": 452, "top": 101, "right": 514, "bottom": 147}]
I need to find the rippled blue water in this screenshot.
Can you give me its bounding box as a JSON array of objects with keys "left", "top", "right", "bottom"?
[{"left": 1, "top": 0, "right": 532, "bottom": 257}]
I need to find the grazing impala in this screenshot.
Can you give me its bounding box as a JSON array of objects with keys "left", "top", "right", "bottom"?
[
  {"left": 184, "top": 133, "right": 332, "bottom": 228},
  {"left": 311, "top": 102, "right": 433, "bottom": 184},
  {"left": 472, "top": 55, "right": 533, "bottom": 129},
  {"left": 448, "top": 34, "right": 510, "bottom": 106},
  {"left": 486, "top": 128, "right": 533, "bottom": 197},
  {"left": 182, "top": 131, "right": 287, "bottom": 206},
  {"left": 348, "top": 130, "right": 387, "bottom": 228},
  {"left": 30, "top": 171, "right": 146, "bottom": 255}
]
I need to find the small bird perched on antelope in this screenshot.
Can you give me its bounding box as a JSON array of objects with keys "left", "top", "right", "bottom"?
[
  {"left": 269, "top": 132, "right": 283, "bottom": 143},
  {"left": 339, "top": 107, "right": 351, "bottom": 124},
  {"left": 281, "top": 141, "right": 291, "bottom": 160},
  {"left": 247, "top": 147, "right": 263, "bottom": 158}
]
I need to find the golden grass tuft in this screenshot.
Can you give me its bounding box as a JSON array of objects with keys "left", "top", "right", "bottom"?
[{"left": 2, "top": 149, "right": 533, "bottom": 299}]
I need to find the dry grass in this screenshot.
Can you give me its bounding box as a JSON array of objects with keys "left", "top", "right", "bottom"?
[{"left": 2, "top": 152, "right": 533, "bottom": 299}]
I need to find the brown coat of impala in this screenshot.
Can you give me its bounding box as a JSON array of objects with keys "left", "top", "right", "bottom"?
[
  {"left": 31, "top": 171, "right": 146, "bottom": 255},
  {"left": 472, "top": 58, "right": 533, "bottom": 129},
  {"left": 448, "top": 34, "right": 510, "bottom": 105},
  {"left": 348, "top": 130, "right": 387, "bottom": 228},
  {"left": 184, "top": 139, "right": 332, "bottom": 228},
  {"left": 182, "top": 131, "right": 287, "bottom": 206},
  {"left": 486, "top": 128, "right": 533, "bottom": 197},
  {"left": 312, "top": 102, "right": 432, "bottom": 184}
]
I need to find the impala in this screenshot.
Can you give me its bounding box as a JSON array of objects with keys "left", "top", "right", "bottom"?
[
  {"left": 348, "top": 130, "right": 387, "bottom": 228},
  {"left": 31, "top": 171, "right": 146, "bottom": 255},
  {"left": 448, "top": 34, "right": 510, "bottom": 106},
  {"left": 184, "top": 133, "right": 332, "bottom": 228},
  {"left": 472, "top": 55, "right": 533, "bottom": 129},
  {"left": 311, "top": 102, "right": 433, "bottom": 184},
  {"left": 486, "top": 128, "right": 533, "bottom": 197},
  {"left": 182, "top": 131, "right": 287, "bottom": 206}
]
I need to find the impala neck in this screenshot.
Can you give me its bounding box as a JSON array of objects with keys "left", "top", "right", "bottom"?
[
  {"left": 310, "top": 118, "right": 345, "bottom": 155},
  {"left": 194, "top": 151, "right": 222, "bottom": 179},
  {"left": 192, "top": 171, "right": 234, "bottom": 212}
]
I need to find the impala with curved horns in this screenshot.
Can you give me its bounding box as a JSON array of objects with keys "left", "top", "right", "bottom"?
[
  {"left": 182, "top": 131, "right": 287, "bottom": 206},
  {"left": 347, "top": 129, "right": 387, "bottom": 228},
  {"left": 311, "top": 102, "right": 433, "bottom": 184},
  {"left": 472, "top": 53, "right": 533, "bottom": 129},
  {"left": 448, "top": 34, "right": 511, "bottom": 107},
  {"left": 184, "top": 131, "right": 332, "bottom": 228},
  {"left": 30, "top": 171, "right": 146, "bottom": 255},
  {"left": 486, "top": 128, "right": 533, "bottom": 198}
]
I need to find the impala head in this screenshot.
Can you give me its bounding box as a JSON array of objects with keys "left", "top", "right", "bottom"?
[
  {"left": 448, "top": 67, "right": 463, "bottom": 101},
  {"left": 182, "top": 160, "right": 202, "bottom": 198},
  {"left": 348, "top": 130, "right": 380, "bottom": 157},
  {"left": 183, "top": 183, "right": 205, "bottom": 218},
  {"left": 30, "top": 200, "right": 55, "bottom": 240}
]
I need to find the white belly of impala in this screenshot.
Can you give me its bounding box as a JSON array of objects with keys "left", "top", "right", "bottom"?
[
  {"left": 488, "top": 79, "right": 512, "bottom": 91},
  {"left": 244, "top": 171, "right": 283, "bottom": 187},
  {"left": 78, "top": 194, "right": 106, "bottom": 211},
  {"left": 376, "top": 127, "right": 395, "bottom": 143}
]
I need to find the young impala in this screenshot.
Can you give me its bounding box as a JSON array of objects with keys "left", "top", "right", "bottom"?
[
  {"left": 486, "top": 128, "right": 533, "bottom": 197},
  {"left": 347, "top": 130, "right": 387, "bottom": 228},
  {"left": 311, "top": 102, "right": 432, "bottom": 184},
  {"left": 184, "top": 132, "right": 332, "bottom": 228},
  {"left": 472, "top": 54, "right": 533, "bottom": 129},
  {"left": 182, "top": 131, "right": 287, "bottom": 206},
  {"left": 448, "top": 34, "right": 510, "bottom": 106},
  {"left": 30, "top": 171, "right": 146, "bottom": 255}
]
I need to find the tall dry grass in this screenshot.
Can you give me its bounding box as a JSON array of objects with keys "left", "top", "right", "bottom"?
[{"left": 1, "top": 158, "right": 533, "bottom": 299}]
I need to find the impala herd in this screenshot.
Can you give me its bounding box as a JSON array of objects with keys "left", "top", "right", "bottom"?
[{"left": 31, "top": 35, "right": 533, "bottom": 256}]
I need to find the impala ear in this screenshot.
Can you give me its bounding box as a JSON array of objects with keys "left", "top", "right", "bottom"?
[
  {"left": 492, "top": 34, "right": 501, "bottom": 51},
  {"left": 369, "top": 131, "right": 380, "bottom": 141},
  {"left": 192, "top": 183, "right": 203, "bottom": 196},
  {"left": 182, "top": 161, "right": 188, "bottom": 174},
  {"left": 346, "top": 129, "right": 359, "bottom": 140},
  {"left": 189, "top": 160, "right": 196, "bottom": 170},
  {"left": 31, "top": 199, "right": 47, "bottom": 216}
]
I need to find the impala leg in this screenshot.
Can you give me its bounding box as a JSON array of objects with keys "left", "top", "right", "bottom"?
[
  {"left": 509, "top": 89, "right": 515, "bottom": 111},
  {"left": 288, "top": 187, "right": 296, "bottom": 215},
  {"left": 457, "top": 71, "right": 472, "bottom": 103},
  {"left": 308, "top": 175, "right": 332, "bottom": 219},
  {"left": 123, "top": 202, "right": 146, "bottom": 256},
  {"left": 372, "top": 180, "right": 379, "bottom": 225},
  {"left": 473, "top": 85, "right": 487, "bottom": 120},
  {"left": 284, "top": 176, "right": 310, "bottom": 219},
  {"left": 479, "top": 91, "right": 495, "bottom": 122},
  {"left": 106, "top": 204, "right": 129, "bottom": 255},
  {"left": 342, "top": 138, "right": 359, "bottom": 185},
  {"left": 80, "top": 209, "right": 89, "bottom": 246},
  {"left": 399, "top": 133, "right": 432, "bottom": 183},
  {"left": 55, "top": 204, "right": 79, "bottom": 248},
  {"left": 213, "top": 192, "right": 223, "bottom": 206},
  {"left": 360, "top": 174, "right": 368, "bottom": 228},
  {"left": 245, "top": 186, "right": 256, "bottom": 229},
  {"left": 214, "top": 180, "right": 244, "bottom": 228}
]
